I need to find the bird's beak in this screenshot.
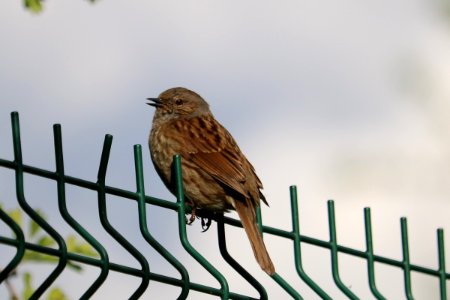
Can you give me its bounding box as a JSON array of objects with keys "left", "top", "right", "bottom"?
[{"left": 147, "top": 98, "right": 163, "bottom": 107}]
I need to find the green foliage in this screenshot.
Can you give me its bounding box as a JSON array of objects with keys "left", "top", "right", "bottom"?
[
  {"left": 8, "top": 208, "right": 23, "bottom": 229},
  {"left": 22, "top": 0, "right": 98, "bottom": 14},
  {"left": 22, "top": 272, "right": 34, "bottom": 300},
  {"left": 2, "top": 204, "right": 99, "bottom": 299},
  {"left": 23, "top": 0, "right": 43, "bottom": 13},
  {"left": 36, "top": 235, "right": 56, "bottom": 248},
  {"left": 66, "top": 234, "right": 99, "bottom": 257},
  {"left": 47, "top": 287, "right": 68, "bottom": 300}
]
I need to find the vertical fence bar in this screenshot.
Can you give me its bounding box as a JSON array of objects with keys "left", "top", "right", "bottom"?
[
  {"left": 133, "top": 145, "right": 190, "bottom": 299},
  {"left": 437, "top": 229, "right": 447, "bottom": 300},
  {"left": 256, "top": 206, "right": 263, "bottom": 233},
  {"left": 261, "top": 188, "right": 303, "bottom": 300},
  {"left": 0, "top": 208, "right": 25, "bottom": 283},
  {"left": 328, "top": 200, "right": 359, "bottom": 299},
  {"left": 53, "top": 124, "right": 109, "bottom": 298},
  {"left": 400, "top": 217, "right": 414, "bottom": 300},
  {"left": 96, "top": 135, "right": 150, "bottom": 299},
  {"left": 216, "top": 214, "right": 268, "bottom": 300},
  {"left": 290, "top": 185, "right": 331, "bottom": 299},
  {"left": 364, "top": 208, "right": 386, "bottom": 300},
  {"left": 173, "top": 155, "right": 230, "bottom": 300},
  {"left": 11, "top": 112, "right": 68, "bottom": 299}
]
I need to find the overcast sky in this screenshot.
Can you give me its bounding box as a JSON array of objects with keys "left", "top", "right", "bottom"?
[{"left": 1, "top": 1, "right": 449, "bottom": 299}]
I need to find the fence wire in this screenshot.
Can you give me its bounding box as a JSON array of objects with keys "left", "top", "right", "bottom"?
[{"left": 0, "top": 111, "right": 448, "bottom": 299}]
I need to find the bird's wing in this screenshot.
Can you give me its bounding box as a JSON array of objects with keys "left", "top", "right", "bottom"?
[
  {"left": 175, "top": 116, "right": 253, "bottom": 199},
  {"left": 187, "top": 149, "right": 250, "bottom": 198}
]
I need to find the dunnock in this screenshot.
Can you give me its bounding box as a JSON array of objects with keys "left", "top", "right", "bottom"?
[{"left": 147, "top": 87, "right": 275, "bottom": 275}]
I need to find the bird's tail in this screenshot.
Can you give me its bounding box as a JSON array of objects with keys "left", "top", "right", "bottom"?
[{"left": 234, "top": 200, "right": 275, "bottom": 275}]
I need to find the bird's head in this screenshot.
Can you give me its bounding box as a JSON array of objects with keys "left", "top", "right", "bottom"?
[{"left": 147, "top": 87, "right": 210, "bottom": 120}]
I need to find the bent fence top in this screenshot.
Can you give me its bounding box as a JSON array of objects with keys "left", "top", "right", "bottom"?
[{"left": 0, "top": 111, "right": 448, "bottom": 299}]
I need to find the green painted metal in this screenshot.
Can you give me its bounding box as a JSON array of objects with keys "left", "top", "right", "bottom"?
[
  {"left": 328, "top": 200, "right": 359, "bottom": 299},
  {"left": 216, "top": 214, "right": 268, "bottom": 300},
  {"left": 96, "top": 134, "right": 150, "bottom": 299},
  {"left": 290, "top": 185, "right": 331, "bottom": 299},
  {"left": 0, "top": 208, "right": 25, "bottom": 283},
  {"left": 401, "top": 217, "right": 414, "bottom": 300},
  {"left": 364, "top": 207, "right": 386, "bottom": 300},
  {"left": 173, "top": 154, "right": 230, "bottom": 300},
  {"left": 0, "top": 111, "right": 449, "bottom": 299},
  {"left": 11, "top": 112, "right": 68, "bottom": 300},
  {"left": 438, "top": 229, "right": 447, "bottom": 299},
  {"left": 133, "top": 145, "right": 190, "bottom": 300},
  {"left": 53, "top": 124, "right": 109, "bottom": 298}
]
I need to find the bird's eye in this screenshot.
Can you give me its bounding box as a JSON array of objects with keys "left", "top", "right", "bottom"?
[{"left": 175, "top": 99, "right": 183, "bottom": 105}]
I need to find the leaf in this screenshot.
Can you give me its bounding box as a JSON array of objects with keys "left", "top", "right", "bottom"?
[
  {"left": 29, "top": 218, "right": 42, "bottom": 239},
  {"left": 8, "top": 208, "right": 23, "bottom": 229},
  {"left": 23, "top": 250, "right": 59, "bottom": 264},
  {"left": 76, "top": 242, "right": 99, "bottom": 257},
  {"left": 22, "top": 272, "right": 35, "bottom": 300},
  {"left": 23, "top": 250, "right": 40, "bottom": 261},
  {"left": 66, "top": 261, "right": 83, "bottom": 272},
  {"left": 47, "top": 287, "right": 68, "bottom": 300},
  {"left": 37, "top": 235, "right": 56, "bottom": 248},
  {"left": 66, "top": 235, "right": 77, "bottom": 252},
  {"left": 66, "top": 234, "right": 98, "bottom": 258},
  {"left": 27, "top": 209, "right": 46, "bottom": 239},
  {"left": 24, "top": 0, "right": 43, "bottom": 13}
]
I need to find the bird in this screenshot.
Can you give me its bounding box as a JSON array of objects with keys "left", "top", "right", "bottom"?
[{"left": 147, "top": 87, "right": 275, "bottom": 275}]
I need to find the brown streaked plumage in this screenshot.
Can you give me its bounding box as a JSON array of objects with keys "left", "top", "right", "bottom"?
[{"left": 147, "top": 87, "right": 275, "bottom": 275}]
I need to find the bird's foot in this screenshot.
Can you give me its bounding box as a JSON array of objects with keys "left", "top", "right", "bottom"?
[
  {"left": 185, "top": 206, "right": 212, "bottom": 231},
  {"left": 201, "top": 217, "right": 212, "bottom": 232},
  {"left": 187, "top": 207, "right": 197, "bottom": 225}
]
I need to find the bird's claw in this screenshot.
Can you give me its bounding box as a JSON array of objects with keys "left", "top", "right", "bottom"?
[
  {"left": 184, "top": 205, "right": 212, "bottom": 231},
  {"left": 201, "top": 217, "right": 212, "bottom": 232},
  {"left": 186, "top": 207, "right": 197, "bottom": 225}
]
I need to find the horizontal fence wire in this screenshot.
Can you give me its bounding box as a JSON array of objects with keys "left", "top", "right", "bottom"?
[{"left": 0, "top": 111, "right": 449, "bottom": 299}]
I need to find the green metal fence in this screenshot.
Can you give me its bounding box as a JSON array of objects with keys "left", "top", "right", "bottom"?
[{"left": 0, "top": 111, "right": 448, "bottom": 299}]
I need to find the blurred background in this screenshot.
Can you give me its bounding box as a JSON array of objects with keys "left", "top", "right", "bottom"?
[{"left": 1, "top": 0, "right": 449, "bottom": 299}]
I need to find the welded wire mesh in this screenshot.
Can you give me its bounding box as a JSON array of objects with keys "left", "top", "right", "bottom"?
[{"left": 0, "top": 111, "right": 449, "bottom": 299}]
